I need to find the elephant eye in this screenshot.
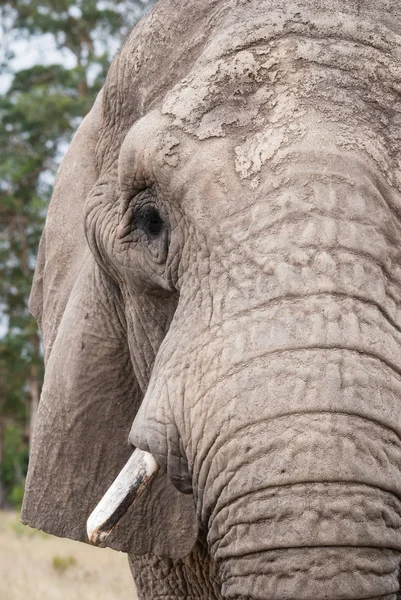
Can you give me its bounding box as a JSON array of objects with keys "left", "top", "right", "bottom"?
[
  {"left": 117, "top": 192, "right": 170, "bottom": 267},
  {"left": 135, "top": 205, "right": 165, "bottom": 237}
]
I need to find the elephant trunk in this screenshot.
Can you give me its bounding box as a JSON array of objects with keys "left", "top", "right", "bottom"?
[
  {"left": 202, "top": 410, "right": 401, "bottom": 599},
  {"left": 190, "top": 280, "right": 401, "bottom": 598},
  {"left": 186, "top": 164, "right": 401, "bottom": 597}
]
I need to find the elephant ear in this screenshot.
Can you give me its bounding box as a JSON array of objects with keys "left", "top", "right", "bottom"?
[{"left": 21, "top": 92, "right": 198, "bottom": 558}]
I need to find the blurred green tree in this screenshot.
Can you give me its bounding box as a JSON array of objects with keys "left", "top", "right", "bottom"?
[{"left": 0, "top": 0, "right": 154, "bottom": 507}]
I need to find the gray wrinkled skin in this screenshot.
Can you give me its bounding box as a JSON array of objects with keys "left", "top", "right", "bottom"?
[{"left": 21, "top": 1, "right": 401, "bottom": 598}]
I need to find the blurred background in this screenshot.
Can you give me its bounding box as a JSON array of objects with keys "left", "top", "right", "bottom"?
[{"left": 0, "top": 1, "right": 154, "bottom": 597}]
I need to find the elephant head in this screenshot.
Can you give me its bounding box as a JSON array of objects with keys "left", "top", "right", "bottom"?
[{"left": 22, "top": 1, "right": 401, "bottom": 598}]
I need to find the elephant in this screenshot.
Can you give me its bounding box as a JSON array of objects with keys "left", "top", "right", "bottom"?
[{"left": 21, "top": 0, "right": 401, "bottom": 598}]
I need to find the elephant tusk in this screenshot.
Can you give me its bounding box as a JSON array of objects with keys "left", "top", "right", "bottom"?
[{"left": 86, "top": 448, "right": 159, "bottom": 547}]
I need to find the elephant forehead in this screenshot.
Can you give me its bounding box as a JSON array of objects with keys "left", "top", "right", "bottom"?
[
  {"left": 159, "top": 0, "right": 401, "bottom": 141},
  {"left": 98, "top": 0, "right": 401, "bottom": 176},
  {"left": 161, "top": 49, "right": 266, "bottom": 140}
]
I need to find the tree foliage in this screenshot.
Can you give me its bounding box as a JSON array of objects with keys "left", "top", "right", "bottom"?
[{"left": 0, "top": 0, "right": 154, "bottom": 507}]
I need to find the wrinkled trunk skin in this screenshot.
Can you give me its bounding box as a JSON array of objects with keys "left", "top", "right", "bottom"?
[
  {"left": 203, "top": 363, "right": 401, "bottom": 599},
  {"left": 192, "top": 179, "right": 401, "bottom": 599},
  {"left": 197, "top": 173, "right": 401, "bottom": 599}
]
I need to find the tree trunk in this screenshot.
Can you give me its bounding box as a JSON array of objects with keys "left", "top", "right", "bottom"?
[
  {"left": 18, "top": 218, "right": 41, "bottom": 453},
  {"left": 0, "top": 417, "right": 5, "bottom": 509}
]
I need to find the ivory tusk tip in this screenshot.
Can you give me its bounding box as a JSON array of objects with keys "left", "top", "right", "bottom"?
[
  {"left": 86, "top": 449, "right": 159, "bottom": 547},
  {"left": 87, "top": 520, "right": 109, "bottom": 547}
]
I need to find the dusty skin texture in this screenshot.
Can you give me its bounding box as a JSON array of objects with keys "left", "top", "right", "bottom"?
[{"left": 21, "top": 0, "right": 401, "bottom": 598}]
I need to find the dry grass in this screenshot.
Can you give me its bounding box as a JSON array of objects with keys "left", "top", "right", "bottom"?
[{"left": 0, "top": 510, "right": 138, "bottom": 600}]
